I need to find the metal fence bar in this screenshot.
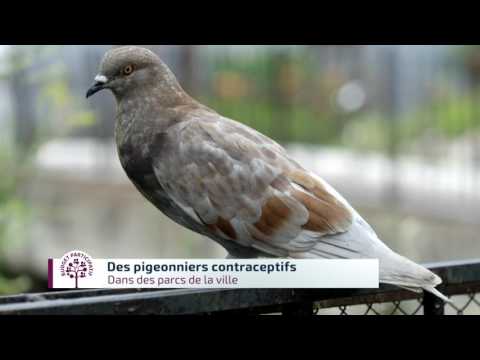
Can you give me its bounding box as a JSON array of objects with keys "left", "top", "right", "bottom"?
[
  {"left": 0, "top": 288, "right": 162, "bottom": 305},
  {"left": 0, "top": 259, "right": 479, "bottom": 315},
  {"left": 423, "top": 291, "right": 445, "bottom": 315},
  {"left": 281, "top": 301, "right": 315, "bottom": 317}
]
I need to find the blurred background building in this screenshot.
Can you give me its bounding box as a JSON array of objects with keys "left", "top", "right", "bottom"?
[{"left": 0, "top": 45, "right": 479, "bottom": 302}]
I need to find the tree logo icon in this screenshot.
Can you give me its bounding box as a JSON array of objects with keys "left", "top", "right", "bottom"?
[{"left": 59, "top": 251, "right": 94, "bottom": 288}]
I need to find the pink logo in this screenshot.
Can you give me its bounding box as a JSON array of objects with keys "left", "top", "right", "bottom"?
[{"left": 59, "top": 251, "right": 94, "bottom": 288}]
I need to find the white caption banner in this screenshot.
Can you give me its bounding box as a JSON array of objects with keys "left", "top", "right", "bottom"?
[{"left": 48, "top": 251, "right": 379, "bottom": 289}]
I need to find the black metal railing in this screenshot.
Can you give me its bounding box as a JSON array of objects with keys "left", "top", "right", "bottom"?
[{"left": 0, "top": 259, "right": 479, "bottom": 315}]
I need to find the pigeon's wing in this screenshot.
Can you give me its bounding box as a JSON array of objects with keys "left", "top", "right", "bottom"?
[{"left": 151, "top": 113, "right": 354, "bottom": 257}]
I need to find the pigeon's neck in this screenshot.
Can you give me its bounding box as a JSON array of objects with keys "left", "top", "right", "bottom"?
[
  {"left": 114, "top": 63, "right": 210, "bottom": 149},
  {"left": 151, "top": 64, "right": 195, "bottom": 107},
  {"left": 116, "top": 79, "right": 191, "bottom": 110}
]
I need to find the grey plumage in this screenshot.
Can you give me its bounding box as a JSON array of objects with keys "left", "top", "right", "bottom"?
[{"left": 86, "top": 46, "right": 449, "bottom": 301}]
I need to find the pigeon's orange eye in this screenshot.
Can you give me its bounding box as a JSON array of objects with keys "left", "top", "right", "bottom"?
[{"left": 122, "top": 65, "right": 134, "bottom": 76}]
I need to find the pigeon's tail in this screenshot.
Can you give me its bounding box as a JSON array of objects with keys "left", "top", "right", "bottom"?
[
  {"left": 292, "top": 228, "right": 450, "bottom": 302},
  {"left": 379, "top": 250, "right": 451, "bottom": 303}
]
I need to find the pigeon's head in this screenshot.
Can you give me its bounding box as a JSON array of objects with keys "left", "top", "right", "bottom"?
[{"left": 86, "top": 46, "right": 165, "bottom": 100}]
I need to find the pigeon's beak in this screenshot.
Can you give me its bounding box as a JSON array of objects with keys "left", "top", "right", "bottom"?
[{"left": 86, "top": 75, "right": 108, "bottom": 98}]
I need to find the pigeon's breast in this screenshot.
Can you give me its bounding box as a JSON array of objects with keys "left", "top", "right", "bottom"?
[
  {"left": 116, "top": 132, "right": 215, "bottom": 238},
  {"left": 117, "top": 137, "right": 181, "bottom": 216}
]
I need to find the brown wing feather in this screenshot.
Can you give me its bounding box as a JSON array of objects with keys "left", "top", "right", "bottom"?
[
  {"left": 208, "top": 216, "right": 238, "bottom": 240},
  {"left": 253, "top": 196, "right": 292, "bottom": 236},
  {"left": 251, "top": 171, "right": 352, "bottom": 240},
  {"left": 288, "top": 170, "right": 353, "bottom": 234}
]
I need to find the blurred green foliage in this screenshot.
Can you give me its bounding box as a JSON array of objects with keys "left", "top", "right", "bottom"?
[
  {"left": 409, "top": 88, "right": 480, "bottom": 138},
  {"left": 0, "top": 45, "right": 98, "bottom": 295},
  {"left": 0, "top": 148, "right": 32, "bottom": 295},
  {"left": 39, "top": 77, "right": 97, "bottom": 136},
  {"left": 341, "top": 88, "right": 480, "bottom": 153},
  {"left": 201, "top": 48, "right": 347, "bottom": 145}
]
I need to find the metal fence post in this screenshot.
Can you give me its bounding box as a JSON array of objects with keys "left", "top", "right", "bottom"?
[
  {"left": 282, "top": 302, "right": 315, "bottom": 316},
  {"left": 423, "top": 291, "right": 445, "bottom": 315}
]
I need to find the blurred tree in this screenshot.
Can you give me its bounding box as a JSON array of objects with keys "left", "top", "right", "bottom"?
[
  {"left": 9, "top": 47, "right": 38, "bottom": 159},
  {"left": 178, "top": 45, "right": 198, "bottom": 96},
  {"left": 0, "top": 146, "right": 32, "bottom": 295},
  {"left": 267, "top": 51, "right": 295, "bottom": 143},
  {"left": 462, "top": 46, "right": 480, "bottom": 87},
  {"left": 0, "top": 45, "right": 101, "bottom": 294}
]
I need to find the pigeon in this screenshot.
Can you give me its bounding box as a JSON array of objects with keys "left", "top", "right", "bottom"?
[{"left": 86, "top": 46, "right": 449, "bottom": 302}]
